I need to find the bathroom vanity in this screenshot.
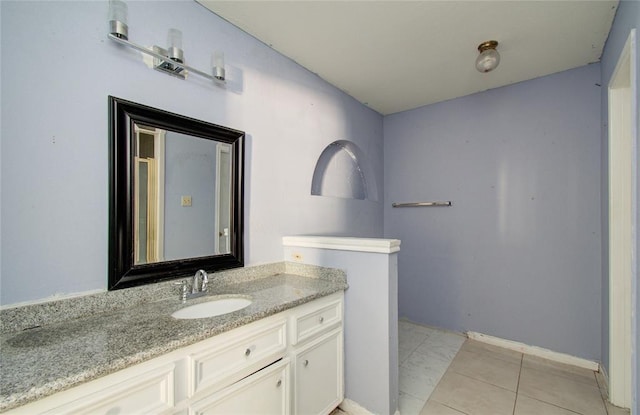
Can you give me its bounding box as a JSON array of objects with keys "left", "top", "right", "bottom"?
[{"left": 0, "top": 271, "right": 346, "bottom": 414}]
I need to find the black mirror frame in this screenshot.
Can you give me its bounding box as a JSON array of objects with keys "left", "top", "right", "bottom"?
[{"left": 108, "top": 96, "right": 244, "bottom": 290}]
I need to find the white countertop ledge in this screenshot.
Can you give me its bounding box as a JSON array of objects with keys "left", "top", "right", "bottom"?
[{"left": 282, "top": 236, "right": 401, "bottom": 254}]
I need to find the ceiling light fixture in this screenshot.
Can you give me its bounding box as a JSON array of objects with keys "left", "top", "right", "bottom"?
[
  {"left": 107, "top": 0, "right": 226, "bottom": 83},
  {"left": 475, "top": 40, "right": 500, "bottom": 73}
]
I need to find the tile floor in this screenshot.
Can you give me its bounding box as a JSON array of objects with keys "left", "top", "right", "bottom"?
[
  {"left": 397, "top": 320, "right": 630, "bottom": 415},
  {"left": 398, "top": 320, "right": 466, "bottom": 413}
]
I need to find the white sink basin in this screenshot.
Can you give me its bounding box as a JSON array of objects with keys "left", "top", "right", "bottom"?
[{"left": 172, "top": 297, "right": 252, "bottom": 319}]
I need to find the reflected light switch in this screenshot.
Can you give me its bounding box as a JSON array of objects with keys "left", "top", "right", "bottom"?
[{"left": 181, "top": 196, "right": 192, "bottom": 207}]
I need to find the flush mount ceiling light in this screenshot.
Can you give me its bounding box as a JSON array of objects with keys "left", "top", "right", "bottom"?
[
  {"left": 475, "top": 40, "right": 500, "bottom": 73},
  {"left": 107, "top": 0, "right": 225, "bottom": 83}
]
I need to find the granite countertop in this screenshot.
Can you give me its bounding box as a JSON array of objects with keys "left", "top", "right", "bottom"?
[{"left": 0, "top": 273, "right": 347, "bottom": 412}]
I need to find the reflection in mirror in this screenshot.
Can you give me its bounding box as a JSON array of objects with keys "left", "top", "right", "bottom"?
[
  {"left": 109, "top": 96, "right": 244, "bottom": 290},
  {"left": 133, "top": 127, "right": 233, "bottom": 265},
  {"left": 134, "top": 124, "right": 164, "bottom": 264},
  {"left": 215, "top": 143, "right": 232, "bottom": 255}
]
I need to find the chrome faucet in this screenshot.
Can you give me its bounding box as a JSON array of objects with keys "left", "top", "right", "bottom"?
[
  {"left": 192, "top": 269, "right": 209, "bottom": 295},
  {"left": 174, "top": 270, "right": 210, "bottom": 302}
]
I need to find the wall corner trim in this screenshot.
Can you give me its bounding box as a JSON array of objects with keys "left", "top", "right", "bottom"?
[
  {"left": 282, "top": 236, "right": 401, "bottom": 254},
  {"left": 467, "top": 331, "right": 600, "bottom": 371}
]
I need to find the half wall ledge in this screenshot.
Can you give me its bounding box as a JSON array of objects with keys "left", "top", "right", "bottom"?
[{"left": 282, "top": 236, "right": 400, "bottom": 254}]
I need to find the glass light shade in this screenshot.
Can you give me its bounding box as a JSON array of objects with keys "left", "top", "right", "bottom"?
[
  {"left": 212, "top": 51, "right": 225, "bottom": 69},
  {"left": 108, "top": 0, "right": 128, "bottom": 23},
  {"left": 167, "top": 28, "right": 183, "bottom": 49},
  {"left": 167, "top": 29, "right": 184, "bottom": 63},
  {"left": 212, "top": 51, "right": 226, "bottom": 81},
  {"left": 108, "top": 0, "right": 128, "bottom": 40},
  {"left": 475, "top": 48, "right": 500, "bottom": 73}
]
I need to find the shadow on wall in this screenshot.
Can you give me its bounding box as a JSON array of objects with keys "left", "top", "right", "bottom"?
[{"left": 311, "top": 140, "right": 379, "bottom": 201}]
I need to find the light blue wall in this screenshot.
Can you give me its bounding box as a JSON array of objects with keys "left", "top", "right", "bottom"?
[
  {"left": 600, "top": 1, "right": 639, "bottom": 412},
  {"left": 384, "top": 64, "right": 602, "bottom": 360},
  {"left": 163, "top": 131, "right": 216, "bottom": 261},
  {"left": 2, "top": 2, "right": 631, "bottom": 395},
  {"left": 0, "top": 1, "right": 383, "bottom": 305}
]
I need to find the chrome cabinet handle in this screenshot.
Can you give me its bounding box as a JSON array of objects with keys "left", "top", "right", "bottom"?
[
  {"left": 319, "top": 316, "right": 324, "bottom": 323},
  {"left": 276, "top": 379, "right": 282, "bottom": 387},
  {"left": 303, "top": 359, "right": 309, "bottom": 367},
  {"left": 245, "top": 348, "right": 251, "bottom": 357}
]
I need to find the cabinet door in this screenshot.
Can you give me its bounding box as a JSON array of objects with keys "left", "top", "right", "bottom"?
[
  {"left": 294, "top": 330, "right": 343, "bottom": 415},
  {"left": 190, "top": 359, "right": 289, "bottom": 415}
]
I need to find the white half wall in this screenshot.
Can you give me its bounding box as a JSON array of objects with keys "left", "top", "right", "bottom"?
[{"left": 283, "top": 236, "right": 400, "bottom": 415}]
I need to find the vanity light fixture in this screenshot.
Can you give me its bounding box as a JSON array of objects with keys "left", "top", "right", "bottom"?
[
  {"left": 475, "top": 40, "right": 500, "bottom": 73},
  {"left": 107, "top": 0, "right": 226, "bottom": 83},
  {"left": 212, "top": 51, "right": 226, "bottom": 82}
]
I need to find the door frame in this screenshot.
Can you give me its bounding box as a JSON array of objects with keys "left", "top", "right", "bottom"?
[
  {"left": 214, "top": 143, "right": 232, "bottom": 255},
  {"left": 608, "top": 28, "right": 636, "bottom": 409},
  {"left": 134, "top": 124, "right": 166, "bottom": 263}
]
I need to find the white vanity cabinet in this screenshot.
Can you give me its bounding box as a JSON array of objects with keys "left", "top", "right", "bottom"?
[{"left": 5, "top": 292, "right": 344, "bottom": 415}]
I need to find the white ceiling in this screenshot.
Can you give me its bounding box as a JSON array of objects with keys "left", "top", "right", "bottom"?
[{"left": 199, "top": 1, "right": 618, "bottom": 115}]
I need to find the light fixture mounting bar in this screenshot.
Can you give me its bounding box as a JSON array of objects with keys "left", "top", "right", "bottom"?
[
  {"left": 108, "top": 33, "right": 223, "bottom": 82},
  {"left": 152, "top": 45, "right": 185, "bottom": 79}
]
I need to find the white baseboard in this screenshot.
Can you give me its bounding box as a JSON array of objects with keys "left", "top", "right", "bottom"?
[
  {"left": 466, "top": 331, "right": 599, "bottom": 372},
  {"left": 339, "top": 399, "right": 376, "bottom": 415}
]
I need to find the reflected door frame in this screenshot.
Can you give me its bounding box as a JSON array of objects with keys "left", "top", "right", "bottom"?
[
  {"left": 134, "top": 124, "right": 166, "bottom": 264},
  {"left": 215, "top": 143, "right": 232, "bottom": 255}
]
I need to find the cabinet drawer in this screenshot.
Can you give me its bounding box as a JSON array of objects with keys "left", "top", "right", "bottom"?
[
  {"left": 292, "top": 297, "right": 342, "bottom": 345},
  {"left": 189, "top": 358, "right": 290, "bottom": 415},
  {"left": 40, "top": 363, "right": 175, "bottom": 415},
  {"left": 190, "top": 319, "right": 287, "bottom": 396}
]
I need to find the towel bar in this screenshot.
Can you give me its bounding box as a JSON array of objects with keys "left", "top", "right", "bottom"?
[{"left": 391, "top": 201, "right": 452, "bottom": 208}]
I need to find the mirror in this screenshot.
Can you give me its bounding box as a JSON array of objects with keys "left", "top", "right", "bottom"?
[{"left": 109, "top": 96, "right": 244, "bottom": 290}]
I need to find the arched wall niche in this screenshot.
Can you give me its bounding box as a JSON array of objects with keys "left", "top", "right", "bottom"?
[{"left": 311, "top": 140, "right": 379, "bottom": 201}]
